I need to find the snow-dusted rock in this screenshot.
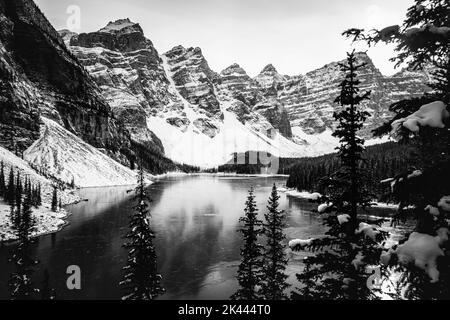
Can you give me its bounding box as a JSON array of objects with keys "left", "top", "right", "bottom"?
[{"left": 24, "top": 118, "right": 137, "bottom": 187}]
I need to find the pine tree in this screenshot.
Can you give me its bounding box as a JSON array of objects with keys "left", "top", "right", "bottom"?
[
  {"left": 6, "top": 167, "right": 15, "bottom": 206},
  {"left": 31, "top": 185, "right": 37, "bottom": 208},
  {"left": 51, "top": 187, "right": 58, "bottom": 212},
  {"left": 14, "top": 172, "right": 23, "bottom": 228},
  {"left": 37, "top": 183, "right": 42, "bottom": 207},
  {"left": 9, "top": 192, "right": 38, "bottom": 300},
  {"left": 120, "top": 163, "right": 165, "bottom": 300},
  {"left": 231, "top": 188, "right": 264, "bottom": 300},
  {"left": 260, "top": 184, "right": 289, "bottom": 300},
  {"left": 0, "top": 161, "right": 5, "bottom": 199},
  {"left": 344, "top": 0, "right": 450, "bottom": 300},
  {"left": 292, "top": 51, "right": 386, "bottom": 300}
]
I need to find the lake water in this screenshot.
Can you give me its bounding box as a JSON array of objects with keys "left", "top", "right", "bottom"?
[{"left": 0, "top": 175, "right": 396, "bottom": 300}]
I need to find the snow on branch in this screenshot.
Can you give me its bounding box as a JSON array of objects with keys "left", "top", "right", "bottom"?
[
  {"left": 289, "top": 238, "right": 314, "bottom": 251},
  {"left": 391, "top": 101, "right": 449, "bottom": 136},
  {"left": 381, "top": 228, "right": 450, "bottom": 283},
  {"left": 438, "top": 196, "right": 450, "bottom": 212},
  {"left": 355, "top": 222, "right": 381, "bottom": 241},
  {"left": 337, "top": 214, "right": 351, "bottom": 225}
]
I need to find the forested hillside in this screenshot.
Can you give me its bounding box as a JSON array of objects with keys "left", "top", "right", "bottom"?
[{"left": 286, "top": 142, "right": 415, "bottom": 200}]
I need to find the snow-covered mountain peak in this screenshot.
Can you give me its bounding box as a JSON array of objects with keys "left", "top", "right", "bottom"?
[
  {"left": 261, "top": 63, "right": 278, "bottom": 73},
  {"left": 220, "top": 63, "right": 249, "bottom": 77},
  {"left": 58, "top": 29, "right": 78, "bottom": 45},
  {"left": 99, "top": 18, "right": 141, "bottom": 34},
  {"left": 255, "top": 63, "right": 286, "bottom": 89},
  {"left": 71, "top": 18, "right": 152, "bottom": 52}
]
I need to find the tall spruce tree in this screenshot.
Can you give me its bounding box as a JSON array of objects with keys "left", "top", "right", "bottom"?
[
  {"left": 12, "top": 172, "right": 23, "bottom": 229},
  {"left": 260, "top": 184, "right": 289, "bottom": 300},
  {"left": 344, "top": 0, "right": 450, "bottom": 299},
  {"left": 37, "top": 183, "right": 42, "bottom": 207},
  {"left": 15, "top": 172, "right": 22, "bottom": 211},
  {"left": 231, "top": 188, "right": 264, "bottom": 300},
  {"left": 51, "top": 187, "right": 58, "bottom": 212},
  {"left": 6, "top": 167, "right": 15, "bottom": 206},
  {"left": 0, "top": 161, "right": 5, "bottom": 199},
  {"left": 120, "top": 163, "right": 165, "bottom": 300},
  {"left": 292, "top": 51, "right": 387, "bottom": 300},
  {"left": 9, "top": 192, "right": 38, "bottom": 300}
]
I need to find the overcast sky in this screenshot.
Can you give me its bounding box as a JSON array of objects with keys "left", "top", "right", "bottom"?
[{"left": 35, "top": 0, "right": 414, "bottom": 77}]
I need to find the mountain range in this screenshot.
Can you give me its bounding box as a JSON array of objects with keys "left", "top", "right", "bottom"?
[{"left": 0, "top": 0, "right": 432, "bottom": 185}]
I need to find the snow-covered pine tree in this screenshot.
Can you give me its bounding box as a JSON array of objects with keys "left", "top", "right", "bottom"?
[
  {"left": 51, "top": 187, "right": 58, "bottom": 212},
  {"left": 291, "top": 51, "right": 387, "bottom": 300},
  {"left": 9, "top": 191, "right": 38, "bottom": 300},
  {"left": 0, "top": 161, "right": 5, "bottom": 198},
  {"left": 13, "top": 171, "right": 22, "bottom": 228},
  {"left": 231, "top": 188, "right": 264, "bottom": 300},
  {"left": 120, "top": 163, "right": 164, "bottom": 300},
  {"left": 37, "top": 183, "right": 42, "bottom": 207},
  {"left": 260, "top": 184, "right": 289, "bottom": 300},
  {"left": 344, "top": 0, "right": 450, "bottom": 299}
]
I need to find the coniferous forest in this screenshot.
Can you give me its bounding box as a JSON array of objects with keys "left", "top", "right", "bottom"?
[{"left": 285, "top": 142, "right": 414, "bottom": 201}]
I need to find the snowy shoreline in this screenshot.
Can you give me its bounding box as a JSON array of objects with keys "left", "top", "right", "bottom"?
[
  {"left": 0, "top": 203, "right": 72, "bottom": 243},
  {"left": 280, "top": 188, "right": 400, "bottom": 209}
]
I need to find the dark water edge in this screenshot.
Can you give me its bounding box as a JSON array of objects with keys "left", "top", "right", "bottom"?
[{"left": 0, "top": 175, "right": 397, "bottom": 300}]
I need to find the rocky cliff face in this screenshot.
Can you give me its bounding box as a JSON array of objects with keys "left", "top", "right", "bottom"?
[
  {"left": 0, "top": 0, "right": 136, "bottom": 165},
  {"left": 60, "top": 17, "right": 432, "bottom": 166},
  {"left": 68, "top": 19, "right": 169, "bottom": 153},
  {"left": 272, "top": 52, "right": 432, "bottom": 136},
  {"left": 162, "top": 45, "right": 222, "bottom": 137},
  {"left": 65, "top": 20, "right": 305, "bottom": 167}
]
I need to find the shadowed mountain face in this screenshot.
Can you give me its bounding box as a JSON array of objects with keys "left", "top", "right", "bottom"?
[
  {"left": 0, "top": 1, "right": 174, "bottom": 173},
  {"left": 0, "top": 0, "right": 131, "bottom": 161}
]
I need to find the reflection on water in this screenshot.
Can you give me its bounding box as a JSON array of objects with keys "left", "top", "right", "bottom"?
[{"left": 0, "top": 175, "right": 342, "bottom": 300}]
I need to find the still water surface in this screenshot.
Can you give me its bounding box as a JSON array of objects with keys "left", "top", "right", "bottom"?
[{"left": 0, "top": 175, "right": 395, "bottom": 300}]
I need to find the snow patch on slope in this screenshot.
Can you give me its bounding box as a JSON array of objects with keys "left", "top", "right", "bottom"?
[
  {"left": 292, "top": 127, "right": 391, "bottom": 157},
  {"left": 24, "top": 118, "right": 137, "bottom": 187},
  {"left": 148, "top": 56, "right": 311, "bottom": 168}
]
